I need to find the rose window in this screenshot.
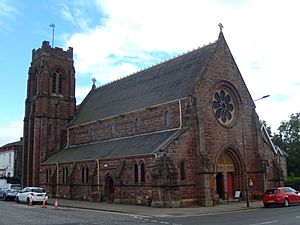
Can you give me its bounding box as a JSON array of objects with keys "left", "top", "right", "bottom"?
[{"left": 212, "top": 89, "right": 235, "bottom": 125}]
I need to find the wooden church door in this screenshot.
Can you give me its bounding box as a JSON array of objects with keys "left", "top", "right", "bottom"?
[{"left": 227, "top": 172, "right": 234, "bottom": 199}]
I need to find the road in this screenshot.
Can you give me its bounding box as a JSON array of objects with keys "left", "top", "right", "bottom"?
[
  {"left": 160, "top": 205, "right": 300, "bottom": 225},
  {"left": 0, "top": 200, "right": 300, "bottom": 225}
]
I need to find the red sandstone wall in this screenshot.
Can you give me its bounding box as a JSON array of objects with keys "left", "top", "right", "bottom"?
[{"left": 68, "top": 101, "right": 181, "bottom": 146}]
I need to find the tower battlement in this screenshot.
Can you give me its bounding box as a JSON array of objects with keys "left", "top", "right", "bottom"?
[{"left": 32, "top": 41, "right": 73, "bottom": 61}]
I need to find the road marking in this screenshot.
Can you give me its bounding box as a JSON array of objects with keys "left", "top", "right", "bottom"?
[
  {"left": 249, "top": 221, "right": 279, "bottom": 225},
  {"left": 296, "top": 216, "right": 300, "bottom": 219}
]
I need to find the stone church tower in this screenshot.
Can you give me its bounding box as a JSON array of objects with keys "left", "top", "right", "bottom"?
[{"left": 22, "top": 41, "right": 76, "bottom": 187}]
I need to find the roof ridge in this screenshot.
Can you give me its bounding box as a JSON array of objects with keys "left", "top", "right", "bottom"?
[
  {"left": 94, "top": 42, "right": 217, "bottom": 91},
  {"left": 71, "top": 39, "right": 218, "bottom": 126}
]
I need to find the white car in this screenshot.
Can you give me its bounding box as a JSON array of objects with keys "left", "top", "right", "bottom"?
[{"left": 16, "top": 187, "right": 48, "bottom": 205}]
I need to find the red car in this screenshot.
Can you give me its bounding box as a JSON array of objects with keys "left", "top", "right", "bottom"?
[{"left": 262, "top": 187, "right": 300, "bottom": 207}]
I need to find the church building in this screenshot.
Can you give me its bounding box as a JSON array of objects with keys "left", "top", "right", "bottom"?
[{"left": 22, "top": 28, "right": 287, "bottom": 207}]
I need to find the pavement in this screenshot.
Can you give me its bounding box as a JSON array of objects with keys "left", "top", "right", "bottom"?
[{"left": 47, "top": 198, "right": 263, "bottom": 217}]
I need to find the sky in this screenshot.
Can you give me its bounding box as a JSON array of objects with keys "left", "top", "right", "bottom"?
[{"left": 0, "top": 0, "right": 299, "bottom": 146}]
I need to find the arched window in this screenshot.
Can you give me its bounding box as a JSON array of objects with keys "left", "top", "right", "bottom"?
[
  {"left": 58, "top": 74, "right": 63, "bottom": 94},
  {"left": 62, "top": 168, "right": 68, "bottom": 184},
  {"left": 86, "top": 167, "right": 89, "bottom": 183},
  {"left": 52, "top": 69, "right": 64, "bottom": 95},
  {"left": 140, "top": 162, "right": 145, "bottom": 183},
  {"left": 81, "top": 167, "right": 85, "bottom": 183},
  {"left": 81, "top": 167, "right": 89, "bottom": 184},
  {"left": 134, "top": 163, "right": 138, "bottom": 183},
  {"left": 164, "top": 110, "right": 171, "bottom": 128},
  {"left": 46, "top": 169, "right": 49, "bottom": 183},
  {"left": 134, "top": 162, "right": 146, "bottom": 184},
  {"left": 52, "top": 74, "right": 57, "bottom": 93},
  {"left": 180, "top": 161, "right": 185, "bottom": 180}
]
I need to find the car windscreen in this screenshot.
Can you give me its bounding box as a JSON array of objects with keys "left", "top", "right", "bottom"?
[
  {"left": 11, "top": 185, "right": 22, "bottom": 190},
  {"left": 31, "top": 188, "right": 45, "bottom": 193},
  {"left": 265, "top": 189, "right": 279, "bottom": 194}
]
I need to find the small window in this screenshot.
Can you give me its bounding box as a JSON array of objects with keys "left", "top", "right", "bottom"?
[
  {"left": 180, "top": 161, "right": 185, "bottom": 180},
  {"left": 58, "top": 74, "right": 63, "bottom": 94},
  {"left": 62, "top": 168, "right": 68, "bottom": 184},
  {"left": 52, "top": 75, "right": 57, "bottom": 93},
  {"left": 164, "top": 111, "right": 171, "bottom": 128},
  {"left": 112, "top": 123, "right": 116, "bottom": 138},
  {"left": 134, "top": 164, "right": 138, "bottom": 183},
  {"left": 140, "top": 162, "right": 145, "bottom": 183},
  {"left": 52, "top": 69, "right": 64, "bottom": 95},
  {"left": 46, "top": 169, "right": 51, "bottom": 183},
  {"left": 86, "top": 167, "right": 89, "bottom": 183},
  {"left": 81, "top": 167, "right": 89, "bottom": 184},
  {"left": 81, "top": 167, "right": 85, "bottom": 183},
  {"left": 135, "top": 116, "right": 140, "bottom": 133}
]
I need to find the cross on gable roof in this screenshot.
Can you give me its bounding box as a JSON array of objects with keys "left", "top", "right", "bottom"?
[{"left": 70, "top": 41, "right": 218, "bottom": 127}]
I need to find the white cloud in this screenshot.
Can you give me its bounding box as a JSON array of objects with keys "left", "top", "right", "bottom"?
[
  {"left": 57, "top": 3, "right": 90, "bottom": 30},
  {"left": 0, "top": 120, "right": 23, "bottom": 147},
  {"left": 0, "top": 0, "right": 19, "bottom": 31},
  {"left": 64, "top": 0, "right": 300, "bottom": 131},
  {"left": 0, "top": 0, "right": 18, "bottom": 18}
]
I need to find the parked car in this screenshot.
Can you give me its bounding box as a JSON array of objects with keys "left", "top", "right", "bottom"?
[
  {"left": 16, "top": 187, "right": 48, "bottom": 205},
  {"left": 262, "top": 187, "right": 300, "bottom": 207},
  {"left": 0, "top": 183, "right": 22, "bottom": 200}
]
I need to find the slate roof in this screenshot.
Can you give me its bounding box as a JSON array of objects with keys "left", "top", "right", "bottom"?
[
  {"left": 43, "top": 129, "right": 179, "bottom": 164},
  {"left": 261, "top": 125, "right": 286, "bottom": 156},
  {"left": 0, "top": 139, "right": 23, "bottom": 148},
  {"left": 70, "top": 42, "right": 217, "bottom": 126}
]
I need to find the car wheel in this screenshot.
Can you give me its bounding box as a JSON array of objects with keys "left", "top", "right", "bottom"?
[
  {"left": 3, "top": 194, "right": 7, "bottom": 201},
  {"left": 27, "top": 198, "right": 31, "bottom": 205},
  {"left": 16, "top": 196, "right": 20, "bottom": 203},
  {"left": 283, "top": 198, "right": 289, "bottom": 207},
  {"left": 263, "top": 203, "right": 270, "bottom": 208}
]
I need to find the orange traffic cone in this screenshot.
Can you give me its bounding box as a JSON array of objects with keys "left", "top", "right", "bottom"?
[
  {"left": 53, "top": 198, "right": 59, "bottom": 210},
  {"left": 41, "top": 197, "right": 47, "bottom": 208}
]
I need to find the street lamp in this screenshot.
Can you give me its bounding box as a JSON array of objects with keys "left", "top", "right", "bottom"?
[
  {"left": 254, "top": 95, "right": 270, "bottom": 101},
  {"left": 242, "top": 126, "right": 250, "bottom": 207},
  {"left": 243, "top": 94, "right": 270, "bottom": 207}
]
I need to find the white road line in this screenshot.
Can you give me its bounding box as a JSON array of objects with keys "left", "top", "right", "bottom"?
[
  {"left": 160, "top": 222, "right": 169, "bottom": 224},
  {"left": 249, "top": 221, "right": 279, "bottom": 225},
  {"left": 296, "top": 216, "right": 300, "bottom": 219}
]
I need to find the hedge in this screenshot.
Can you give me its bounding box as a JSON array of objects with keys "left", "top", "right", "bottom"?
[{"left": 284, "top": 177, "right": 300, "bottom": 190}]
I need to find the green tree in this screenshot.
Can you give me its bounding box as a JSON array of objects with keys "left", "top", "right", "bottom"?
[{"left": 273, "top": 113, "right": 300, "bottom": 176}]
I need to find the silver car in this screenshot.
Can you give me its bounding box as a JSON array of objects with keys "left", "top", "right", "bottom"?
[{"left": 0, "top": 184, "right": 22, "bottom": 200}]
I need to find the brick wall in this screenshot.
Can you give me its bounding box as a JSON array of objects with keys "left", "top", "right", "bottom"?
[{"left": 68, "top": 101, "right": 181, "bottom": 146}]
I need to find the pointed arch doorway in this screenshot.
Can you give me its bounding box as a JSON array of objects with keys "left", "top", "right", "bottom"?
[
  {"left": 215, "top": 149, "right": 242, "bottom": 201},
  {"left": 105, "top": 176, "right": 115, "bottom": 203}
]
